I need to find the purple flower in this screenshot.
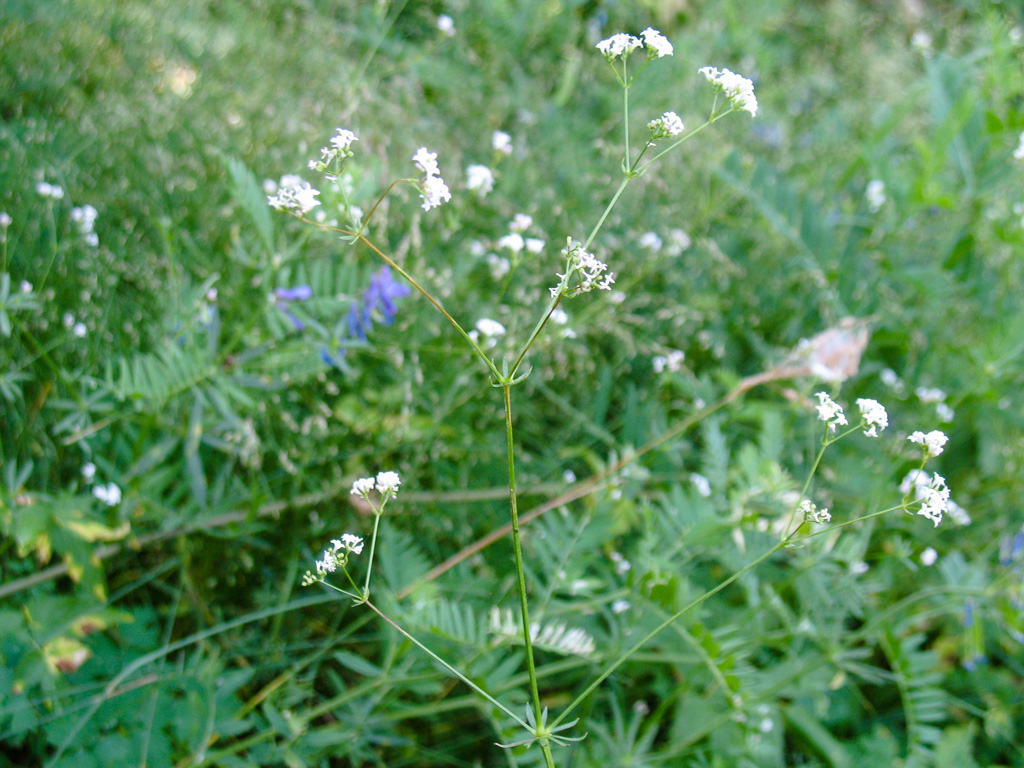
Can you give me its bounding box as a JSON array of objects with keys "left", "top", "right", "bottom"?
[
  {"left": 320, "top": 345, "right": 346, "bottom": 369},
  {"left": 275, "top": 285, "right": 313, "bottom": 301},
  {"left": 365, "top": 266, "right": 411, "bottom": 324},
  {"left": 346, "top": 266, "right": 410, "bottom": 341},
  {"left": 274, "top": 285, "right": 313, "bottom": 330}
]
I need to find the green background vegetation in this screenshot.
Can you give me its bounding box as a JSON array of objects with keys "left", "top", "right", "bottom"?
[{"left": 1, "top": 0, "right": 1023, "bottom": 765}]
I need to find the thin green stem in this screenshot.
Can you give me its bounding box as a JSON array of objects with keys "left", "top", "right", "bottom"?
[
  {"left": 501, "top": 384, "right": 551, "bottom": 768},
  {"left": 362, "top": 509, "right": 384, "bottom": 597},
  {"left": 551, "top": 540, "right": 787, "bottom": 729},
  {"left": 583, "top": 176, "right": 631, "bottom": 252},
  {"left": 363, "top": 599, "right": 529, "bottom": 730},
  {"left": 355, "top": 231, "right": 498, "bottom": 377},
  {"left": 622, "top": 58, "right": 631, "bottom": 168}
]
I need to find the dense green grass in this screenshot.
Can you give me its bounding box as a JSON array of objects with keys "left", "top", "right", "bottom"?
[{"left": 2, "top": 1, "right": 1023, "bottom": 766}]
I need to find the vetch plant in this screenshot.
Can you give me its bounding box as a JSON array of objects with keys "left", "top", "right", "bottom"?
[{"left": 272, "top": 30, "right": 964, "bottom": 766}]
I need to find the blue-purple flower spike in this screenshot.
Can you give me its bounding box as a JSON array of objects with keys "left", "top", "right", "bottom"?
[{"left": 275, "top": 284, "right": 313, "bottom": 330}]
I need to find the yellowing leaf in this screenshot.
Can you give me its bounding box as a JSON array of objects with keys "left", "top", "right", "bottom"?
[
  {"left": 63, "top": 519, "right": 130, "bottom": 542},
  {"left": 43, "top": 636, "right": 92, "bottom": 674}
]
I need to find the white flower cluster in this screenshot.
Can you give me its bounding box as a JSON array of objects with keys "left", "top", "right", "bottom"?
[
  {"left": 92, "top": 482, "right": 122, "bottom": 507},
  {"left": 413, "top": 147, "right": 452, "bottom": 211},
  {"left": 552, "top": 238, "right": 615, "bottom": 298},
  {"left": 71, "top": 204, "right": 99, "bottom": 247},
  {"left": 900, "top": 470, "right": 954, "bottom": 527},
  {"left": 799, "top": 499, "right": 831, "bottom": 524},
  {"left": 308, "top": 128, "right": 358, "bottom": 177},
  {"left": 814, "top": 392, "right": 849, "bottom": 432},
  {"left": 653, "top": 349, "right": 685, "bottom": 374},
  {"left": 492, "top": 130, "right": 512, "bottom": 155},
  {"left": 36, "top": 181, "right": 65, "bottom": 201},
  {"left": 596, "top": 27, "right": 673, "bottom": 61},
  {"left": 466, "top": 164, "right": 494, "bottom": 196},
  {"left": 648, "top": 111, "right": 685, "bottom": 140},
  {"left": 699, "top": 66, "right": 758, "bottom": 116},
  {"left": 866, "top": 179, "right": 886, "bottom": 212},
  {"left": 267, "top": 177, "right": 321, "bottom": 215},
  {"left": 856, "top": 398, "right": 888, "bottom": 437},
  {"left": 303, "top": 534, "right": 365, "bottom": 585},
  {"left": 350, "top": 470, "right": 402, "bottom": 501},
  {"left": 908, "top": 429, "right": 948, "bottom": 457},
  {"left": 1014, "top": 131, "right": 1024, "bottom": 160}
]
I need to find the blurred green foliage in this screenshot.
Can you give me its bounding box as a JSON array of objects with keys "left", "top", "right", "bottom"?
[{"left": 2, "top": 0, "right": 1023, "bottom": 765}]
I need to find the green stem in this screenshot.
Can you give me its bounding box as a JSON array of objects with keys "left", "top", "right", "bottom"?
[
  {"left": 363, "top": 600, "right": 529, "bottom": 730},
  {"left": 550, "top": 540, "right": 787, "bottom": 729},
  {"left": 582, "top": 176, "right": 630, "bottom": 253},
  {"left": 351, "top": 229, "right": 499, "bottom": 379},
  {"left": 362, "top": 508, "right": 384, "bottom": 597},
  {"left": 501, "top": 384, "right": 552, "bottom": 768},
  {"left": 622, "top": 58, "right": 631, "bottom": 168}
]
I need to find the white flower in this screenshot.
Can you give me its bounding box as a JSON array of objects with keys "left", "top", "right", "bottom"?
[
  {"left": 596, "top": 33, "right": 642, "bottom": 60},
  {"left": 437, "top": 14, "right": 455, "bottom": 36},
  {"left": 413, "top": 147, "right": 451, "bottom": 210},
  {"left": 72, "top": 322, "right": 87, "bottom": 338},
  {"left": 510, "top": 213, "right": 533, "bottom": 232},
  {"left": 865, "top": 179, "right": 886, "bottom": 212},
  {"left": 641, "top": 27, "right": 673, "bottom": 58},
  {"left": 915, "top": 386, "right": 946, "bottom": 403},
  {"left": 420, "top": 174, "right": 451, "bottom": 210},
  {"left": 799, "top": 499, "right": 831, "bottom": 524},
  {"left": 0, "top": 212, "right": 11, "bottom": 228},
  {"left": 92, "top": 482, "right": 121, "bottom": 506},
  {"left": 328, "top": 129, "right": 358, "bottom": 157},
  {"left": 36, "top": 181, "right": 65, "bottom": 200},
  {"left": 63, "top": 312, "right": 75, "bottom": 328},
  {"left": 653, "top": 349, "right": 685, "bottom": 373},
  {"left": 814, "top": 392, "right": 848, "bottom": 432},
  {"left": 350, "top": 476, "right": 376, "bottom": 497},
  {"left": 82, "top": 462, "right": 96, "bottom": 481},
  {"left": 475, "top": 318, "right": 506, "bottom": 337},
  {"left": 936, "top": 403, "right": 955, "bottom": 423},
  {"left": 466, "top": 164, "right": 494, "bottom": 195},
  {"left": 856, "top": 398, "right": 888, "bottom": 437},
  {"left": 498, "top": 233, "right": 525, "bottom": 253},
  {"left": 647, "top": 111, "right": 684, "bottom": 139},
  {"left": 525, "top": 238, "right": 545, "bottom": 254},
  {"left": 610, "top": 551, "right": 631, "bottom": 574},
  {"left": 71, "top": 204, "right": 98, "bottom": 245},
  {"left": 412, "top": 147, "right": 439, "bottom": 177},
  {"left": 19, "top": 280, "right": 32, "bottom": 293},
  {"left": 375, "top": 471, "right": 401, "bottom": 497},
  {"left": 920, "top": 547, "right": 938, "bottom": 566},
  {"left": 553, "top": 238, "right": 615, "bottom": 297},
  {"left": 699, "top": 66, "right": 758, "bottom": 116},
  {"left": 911, "top": 30, "right": 933, "bottom": 55},
  {"left": 332, "top": 533, "right": 365, "bottom": 555},
  {"left": 1014, "top": 131, "right": 1024, "bottom": 160},
  {"left": 908, "top": 429, "right": 949, "bottom": 457},
  {"left": 691, "top": 473, "right": 712, "bottom": 498},
  {"left": 639, "top": 231, "right": 663, "bottom": 251},
  {"left": 611, "top": 599, "right": 631, "bottom": 614},
  {"left": 667, "top": 228, "right": 691, "bottom": 254},
  {"left": 492, "top": 130, "right": 512, "bottom": 155},
  {"left": 900, "top": 470, "right": 953, "bottom": 527},
  {"left": 550, "top": 308, "right": 568, "bottom": 325},
  {"left": 268, "top": 180, "right": 321, "bottom": 214}
]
